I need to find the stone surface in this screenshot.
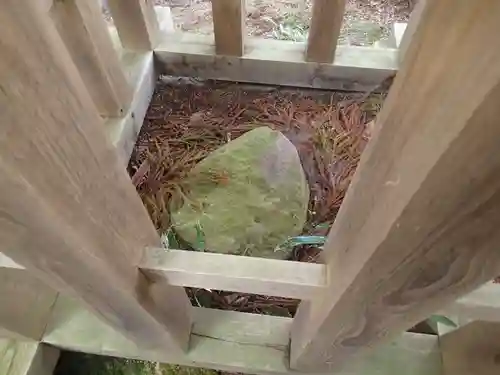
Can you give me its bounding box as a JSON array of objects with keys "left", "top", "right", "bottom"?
[{"left": 170, "top": 126, "right": 309, "bottom": 259}]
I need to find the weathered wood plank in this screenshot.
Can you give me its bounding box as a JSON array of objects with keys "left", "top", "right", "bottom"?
[
  {"left": 290, "top": 1, "right": 500, "bottom": 371},
  {"left": 0, "top": 340, "right": 59, "bottom": 375},
  {"left": 305, "top": 0, "right": 346, "bottom": 63},
  {"left": 0, "top": 269, "right": 58, "bottom": 341},
  {"left": 155, "top": 33, "right": 398, "bottom": 92},
  {"left": 398, "top": 0, "right": 427, "bottom": 63},
  {"left": 0, "top": 0, "right": 191, "bottom": 351},
  {"left": 140, "top": 248, "right": 326, "bottom": 299},
  {"left": 50, "top": 0, "right": 132, "bottom": 117},
  {"left": 439, "top": 321, "right": 500, "bottom": 375},
  {"left": 211, "top": 0, "right": 245, "bottom": 56},
  {"left": 43, "top": 297, "right": 441, "bottom": 375},
  {"left": 106, "top": 51, "right": 157, "bottom": 165},
  {"left": 106, "top": 0, "right": 160, "bottom": 51}
]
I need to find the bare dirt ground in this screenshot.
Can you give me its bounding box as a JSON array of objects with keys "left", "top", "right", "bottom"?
[{"left": 157, "top": 0, "right": 416, "bottom": 46}]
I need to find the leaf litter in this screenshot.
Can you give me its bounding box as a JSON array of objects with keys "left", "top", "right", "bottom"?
[{"left": 128, "top": 77, "right": 385, "bottom": 316}]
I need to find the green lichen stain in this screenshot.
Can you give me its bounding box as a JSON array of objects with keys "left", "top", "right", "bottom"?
[{"left": 170, "top": 127, "right": 309, "bottom": 259}]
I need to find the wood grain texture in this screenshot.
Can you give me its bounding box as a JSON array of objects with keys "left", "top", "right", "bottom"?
[
  {"left": 305, "top": 0, "right": 346, "bottom": 63},
  {"left": 106, "top": 51, "right": 157, "bottom": 165},
  {"left": 0, "top": 269, "right": 58, "bottom": 341},
  {"left": 211, "top": 0, "right": 245, "bottom": 56},
  {"left": 155, "top": 33, "right": 398, "bottom": 92},
  {"left": 50, "top": 0, "right": 132, "bottom": 117},
  {"left": 290, "top": 1, "right": 500, "bottom": 371},
  {"left": 106, "top": 0, "right": 160, "bottom": 51},
  {"left": 140, "top": 248, "right": 326, "bottom": 299},
  {"left": 397, "top": 0, "right": 426, "bottom": 63},
  {"left": 0, "top": 0, "right": 191, "bottom": 352},
  {"left": 0, "top": 340, "right": 59, "bottom": 375},
  {"left": 43, "top": 296, "right": 441, "bottom": 375},
  {"left": 439, "top": 321, "right": 500, "bottom": 375}
]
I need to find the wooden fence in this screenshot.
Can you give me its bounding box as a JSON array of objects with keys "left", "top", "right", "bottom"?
[{"left": 1, "top": 1, "right": 500, "bottom": 375}]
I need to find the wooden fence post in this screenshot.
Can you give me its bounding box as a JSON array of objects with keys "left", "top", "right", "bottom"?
[
  {"left": 305, "top": 0, "right": 346, "bottom": 63},
  {"left": 106, "top": 0, "right": 160, "bottom": 51},
  {"left": 0, "top": 0, "right": 191, "bottom": 352},
  {"left": 439, "top": 321, "right": 500, "bottom": 375},
  {"left": 211, "top": 0, "right": 245, "bottom": 56},
  {"left": 290, "top": 0, "right": 500, "bottom": 371},
  {"left": 50, "top": 0, "right": 132, "bottom": 117},
  {"left": 397, "top": 0, "right": 427, "bottom": 64}
]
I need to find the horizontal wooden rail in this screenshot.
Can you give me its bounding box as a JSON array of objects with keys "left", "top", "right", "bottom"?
[
  {"left": 155, "top": 34, "right": 397, "bottom": 92},
  {"left": 439, "top": 283, "right": 500, "bottom": 323},
  {"left": 42, "top": 296, "right": 441, "bottom": 375},
  {"left": 140, "top": 248, "right": 326, "bottom": 299},
  {"left": 5, "top": 249, "right": 499, "bottom": 317}
]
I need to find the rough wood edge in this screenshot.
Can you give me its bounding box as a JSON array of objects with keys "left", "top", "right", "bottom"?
[
  {"left": 42, "top": 296, "right": 441, "bottom": 375},
  {"left": 0, "top": 268, "right": 59, "bottom": 341},
  {"left": 0, "top": 339, "right": 60, "bottom": 375},
  {"left": 398, "top": 0, "right": 427, "bottom": 64},
  {"left": 105, "top": 51, "right": 157, "bottom": 165},
  {"left": 439, "top": 282, "right": 500, "bottom": 323},
  {"left": 26, "top": 344, "right": 60, "bottom": 375},
  {"left": 140, "top": 248, "right": 326, "bottom": 299},
  {"left": 437, "top": 320, "right": 500, "bottom": 375},
  {"left": 154, "top": 33, "right": 398, "bottom": 92}
]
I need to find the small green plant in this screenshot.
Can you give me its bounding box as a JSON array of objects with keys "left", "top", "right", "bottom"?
[
  {"left": 275, "top": 223, "right": 331, "bottom": 253},
  {"left": 275, "top": 235, "right": 326, "bottom": 253},
  {"left": 194, "top": 221, "right": 206, "bottom": 251},
  {"left": 272, "top": 13, "right": 309, "bottom": 42},
  {"left": 161, "top": 227, "right": 180, "bottom": 249},
  {"left": 427, "top": 315, "right": 458, "bottom": 328},
  {"left": 161, "top": 223, "right": 205, "bottom": 251}
]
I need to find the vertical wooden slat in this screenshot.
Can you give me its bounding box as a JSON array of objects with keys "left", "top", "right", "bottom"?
[
  {"left": 211, "top": 0, "right": 245, "bottom": 56},
  {"left": 305, "top": 0, "right": 346, "bottom": 63},
  {"left": 0, "top": 0, "right": 191, "bottom": 352},
  {"left": 290, "top": 0, "right": 500, "bottom": 371},
  {"left": 106, "top": 0, "right": 160, "bottom": 51},
  {"left": 398, "top": 0, "right": 427, "bottom": 63},
  {"left": 50, "top": 0, "right": 132, "bottom": 117}
]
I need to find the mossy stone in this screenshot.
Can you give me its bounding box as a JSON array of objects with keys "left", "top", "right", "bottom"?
[{"left": 170, "top": 127, "right": 309, "bottom": 259}]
